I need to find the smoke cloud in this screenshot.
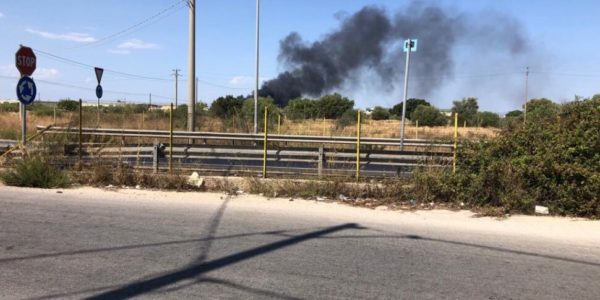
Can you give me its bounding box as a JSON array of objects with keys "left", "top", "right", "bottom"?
[{"left": 260, "top": 2, "right": 532, "bottom": 107}]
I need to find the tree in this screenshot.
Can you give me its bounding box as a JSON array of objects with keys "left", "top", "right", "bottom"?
[
  {"left": 476, "top": 111, "right": 501, "bottom": 128},
  {"left": 410, "top": 105, "right": 447, "bottom": 126},
  {"left": 526, "top": 98, "right": 559, "bottom": 123},
  {"left": 390, "top": 98, "right": 430, "bottom": 119},
  {"left": 315, "top": 93, "right": 354, "bottom": 119},
  {"left": 505, "top": 110, "right": 523, "bottom": 118},
  {"left": 57, "top": 99, "right": 79, "bottom": 111},
  {"left": 241, "top": 97, "right": 280, "bottom": 131},
  {"left": 452, "top": 97, "right": 479, "bottom": 126},
  {"left": 370, "top": 106, "right": 390, "bottom": 120},
  {"left": 284, "top": 98, "right": 317, "bottom": 120},
  {"left": 209, "top": 95, "right": 245, "bottom": 119},
  {"left": 336, "top": 109, "right": 365, "bottom": 128}
]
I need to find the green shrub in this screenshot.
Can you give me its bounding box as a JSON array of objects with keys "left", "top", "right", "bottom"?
[
  {"left": 390, "top": 99, "right": 430, "bottom": 119},
  {"left": 0, "top": 102, "right": 19, "bottom": 112},
  {"left": 370, "top": 106, "right": 390, "bottom": 120},
  {"left": 57, "top": 99, "right": 79, "bottom": 111},
  {"left": 410, "top": 105, "right": 447, "bottom": 126},
  {"left": 0, "top": 156, "right": 70, "bottom": 188},
  {"left": 476, "top": 111, "right": 501, "bottom": 128},
  {"left": 416, "top": 97, "right": 600, "bottom": 218}
]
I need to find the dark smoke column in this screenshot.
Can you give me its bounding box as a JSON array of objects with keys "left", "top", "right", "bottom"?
[{"left": 260, "top": 7, "right": 393, "bottom": 106}]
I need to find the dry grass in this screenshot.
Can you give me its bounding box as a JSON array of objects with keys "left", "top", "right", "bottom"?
[{"left": 0, "top": 111, "right": 498, "bottom": 141}]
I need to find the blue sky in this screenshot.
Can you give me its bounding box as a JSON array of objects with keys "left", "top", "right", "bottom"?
[{"left": 1, "top": 0, "right": 599, "bottom": 113}]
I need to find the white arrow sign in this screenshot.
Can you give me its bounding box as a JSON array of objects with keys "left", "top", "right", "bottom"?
[{"left": 94, "top": 67, "right": 104, "bottom": 84}]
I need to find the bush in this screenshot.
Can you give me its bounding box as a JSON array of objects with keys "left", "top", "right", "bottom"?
[
  {"left": 410, "top": 105, "right": 447, "bottom": 126},
  {"left": 209, "top": 95, "right": 245, "bottom": 119},
  {"left": 0, "top": 156, "right": 70, "bottom": 188},
  {"left": 476, "top": 111, "right": 501, "bottom": 128},
  {"left": 415, "top": 97, "right": 600, "bottom": 218},
  {"left": 285, "top": 98, "right": 317, "bottom": 120},
  {"left": 390, "top": 99, "right": 430, "bottom": 119},
  {"left": 30, "top": 104, "right": 56, "bottom": 117},
  {"left": 315, "top": 93, "right": 354, "bottom": 119},
  {"left": 336, "top": 109, "right": 362, "bottom": 128},
  {"left": 57, "top": 99, "right": 79, "bottom": 111},
  {"left": 370, "top": 106, "right": 390, "bottom": 120},
  {"left": 0, "top": 102, "right": 19, "bottom": 112}
]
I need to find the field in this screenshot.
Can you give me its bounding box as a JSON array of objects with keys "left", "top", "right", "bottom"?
[{"left": 0, "top": 110, "right": 498, "bottom": 141}]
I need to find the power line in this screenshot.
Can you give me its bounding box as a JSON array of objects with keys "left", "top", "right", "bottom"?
[
  {"left": 34, "top": 48, "right": 172, "bottom": 81},
  {"left": 33, "top": 48, "right": 253, "bottom": 89},
  {"left": 75, "top": 0, "right": 187, "bottom": 49}
]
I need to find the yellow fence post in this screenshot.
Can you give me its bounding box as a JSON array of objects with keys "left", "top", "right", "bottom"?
[
  {"left": 263, "top": 106, "right": 268, "bottom": 178},
  {"left": 453, "top": 113, "right": 458, "bottom": 174},
  {"left": 169, "top": 103, "right": 174, "bottom": 174},
  {"left": 356, "top": 110, "right": 361, "bottom": 181}
]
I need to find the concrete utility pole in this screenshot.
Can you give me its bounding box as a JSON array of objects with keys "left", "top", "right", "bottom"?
[
  {"left": 173, "top": 69, "right": 180, "bottom": 107},
  {"left": 254, "top": 0, "right": 260, "bottom": 134},
  {"left": 524, "top": 66, "right": 529, "bottom": 123},
  {"left": 400, "top": 39, "right": 416, "bottom": 150},
  {"left": 149, "top": 93, "right": 152, "bottom": 107},
  {"left": 187, "top": 0, "right": 196, "bottom": 132}
]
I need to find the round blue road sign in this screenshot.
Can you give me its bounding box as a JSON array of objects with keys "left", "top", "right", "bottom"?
[
  {"left": 16, "top": 76, "right": 36, "bottom": 105},
  {"left": 96, "top": 84, "right": 103, "bottom": 99}
]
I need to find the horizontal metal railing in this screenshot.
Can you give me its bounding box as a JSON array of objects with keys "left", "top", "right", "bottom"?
[{"left": 32, "top": 125, "right": 452, "bottom": 178}]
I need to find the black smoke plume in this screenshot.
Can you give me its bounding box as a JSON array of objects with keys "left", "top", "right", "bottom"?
[{"left": 260, "top": 2, "right": 530, "bottom": 106}]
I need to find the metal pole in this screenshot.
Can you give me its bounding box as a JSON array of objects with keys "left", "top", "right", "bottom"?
[
  {"left": 453, "top": 113, "right": 458, "bottom": 174},
  {"left": 173, "top": 69, "right": 180, "bottom": 107},
  {"left": 78, "top": 99, "right": 83, "bottom": 171},
  {"left": 188, "top": 0, "right": 196, "bottom": 133},
  {"left": 254, "top": 0, "right": 260, "bottom": 134},
  {"left": 20, "top": 103, "right": 26, "bottom": 145},
  {"left": 169, "top": 103, "right": 174, "bottom": 174},
  {"left": 356, "top": 110, "right": 361, "bottom": 181},
  {"left": 97, "top": 97, "right": 100, "bottom": 125},
  {"left": 415, "top": 120, "right": 418, "bottom": 139},
  {"left": 277, "top": 113, "right": 281, "bottom": 134},
  {"left": 262, "top": 106, "right": 268, "bottom": 178},
  {"left": 400, "top": 41, "right": 412, "bottom": 150},
  {"left": 524, "top": 66, "right": 529, "bottom": 123}
]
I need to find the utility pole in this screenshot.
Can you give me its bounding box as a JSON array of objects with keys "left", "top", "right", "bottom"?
[
  {"left": 400, "top": 39, "right": 417, "bottom": 150},
  {"left": 254, "top": 0, "right": 260, "bottom": 134},
  {"left": 173, "top": 69, "right": 181, "bottom": 107},
  {"left": 196, "top": 77, "right": 198, "bottom": 109},
  {"left": 149, "top": 93, "right": 152, "bottom": 107},
  {"left": 187, "top": 0, "right": 196, "bottom": 132},
  {"left": 524, "top": 66, "right": 529, "bottom": 123}
]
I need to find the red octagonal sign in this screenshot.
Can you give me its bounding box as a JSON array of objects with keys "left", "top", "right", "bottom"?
[{"left": 15, "top": 46, "right": 36, "bottom": 76}]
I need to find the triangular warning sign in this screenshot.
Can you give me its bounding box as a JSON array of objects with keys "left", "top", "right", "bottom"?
[{"left": 94, "top": 67, "right": 104, "bottom": 84}]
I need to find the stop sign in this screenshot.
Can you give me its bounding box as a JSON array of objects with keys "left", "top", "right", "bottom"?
[{"left": 15, "top": 46, "right": 36, "bottom": 76}]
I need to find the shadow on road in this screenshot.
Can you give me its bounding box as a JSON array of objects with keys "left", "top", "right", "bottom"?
[{"left": 85, "top": 223, "right": 361, "bottom": 299}]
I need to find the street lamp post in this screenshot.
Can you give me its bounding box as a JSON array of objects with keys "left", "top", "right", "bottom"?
[{"left": 254, "top": 0, "right": 260, "bottom": 134}]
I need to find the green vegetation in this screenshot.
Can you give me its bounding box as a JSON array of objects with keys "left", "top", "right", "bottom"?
[
  {"left": 452, "top": 97, "right": 479, "bottom": 126},
  {"left": 0, "top": 102, "right": 19, "bottom": 112},
  {"left": 57, "top": 99, "right": 79, "bottom": 111},
  {"left": 410, "top": 105, "right": 447, "bottom": 126},
  {"left": 370, "top": 106, "right": 390, "bottom": 120},
  {"left": 0, "top": 156, "right": 70, "bottom": 188},
  {"left": 415, "top": 96, "right": 600, "bottom": 218},
  {"left": 390, "top": 98, "right": 431, "bottom": 119}
]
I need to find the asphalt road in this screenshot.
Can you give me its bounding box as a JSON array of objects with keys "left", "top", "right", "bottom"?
[{"left": 1, "top": 187, "right": 599, "bottom": 299}]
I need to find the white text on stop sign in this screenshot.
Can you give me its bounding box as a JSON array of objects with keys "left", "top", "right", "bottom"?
[{"left": 17, "top": 56, "right": 36, "bottom": 67}]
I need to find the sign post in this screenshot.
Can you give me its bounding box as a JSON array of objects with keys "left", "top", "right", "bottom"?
[
  {"left": 400, "top": 39, "right": 417, "bottom": 150},
  {"left": 15, "top": 46, "right": 37, "bottom": 145},
  {"left": 94, "top": 67, "right": 104, "bottom": 125}
]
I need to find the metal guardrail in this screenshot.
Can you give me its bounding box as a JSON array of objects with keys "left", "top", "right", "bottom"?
[
  {"left": 39, "top": 126, "right": 454, "bottom": 148},
  {"left": 35, "top": 126, "right": 453, "bottom": 178}
]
